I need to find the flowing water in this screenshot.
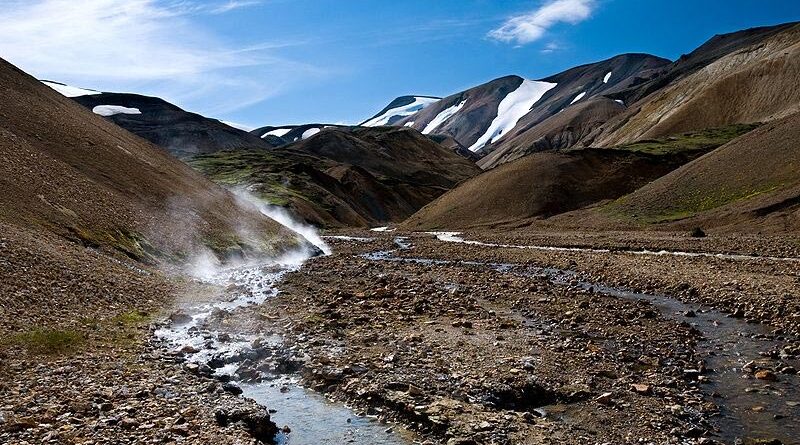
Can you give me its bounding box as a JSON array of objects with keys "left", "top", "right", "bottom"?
[
  {"left": 155, "top": 254, "right": 413, "bottom": 445},
  {"left": 154, "top": 233, "right": 798, "bottom": 445},
  {"left": 367, "top": 234, "right": 800, "bottom": 444}
]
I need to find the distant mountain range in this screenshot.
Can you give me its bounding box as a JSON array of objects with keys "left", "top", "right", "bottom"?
[{"left": 37, "top": 20, "right": 800, "bottom": 232}]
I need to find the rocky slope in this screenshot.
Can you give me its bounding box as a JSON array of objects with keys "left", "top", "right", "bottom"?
[
  {"left": 192, "top": 126, "right": 481, "bottom": 227},
  {"left": 1, "top": 58, "right": 301, "bottom": 443}
]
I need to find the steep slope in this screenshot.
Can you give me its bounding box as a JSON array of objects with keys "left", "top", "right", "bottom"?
[
  {"left": 397, "top": 76, "right": 535, "bottom": 152},
  {"left": 46, "top": 86, "right": 275, "bottom": 158},
  {"left": 361, "top": 95, "right": 441, "bottom": 127},
  {"left": 403, "top": 148, "right": 699, "bottom": 230},
  {"left": 399, "top": 54, "right": 669, "bottom": 161},
  {"left": 191, "top": 127, "right": 481, "bottom": 227},
  {"left": 478, "top": 96, "right": 625, "bottom": 168},
  {"left": 587, "top": 22, "right": 800, "bottom": 147},
  {"left": 1, "top": 58, "right": 296, "bottom": 263},
  {"left": 604, "top": 111, "right": 800, "bottom": 231}
]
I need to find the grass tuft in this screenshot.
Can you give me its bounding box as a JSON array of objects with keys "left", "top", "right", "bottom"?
[{"left": 6, "top": 328, "right": 84, "bottom": 355}]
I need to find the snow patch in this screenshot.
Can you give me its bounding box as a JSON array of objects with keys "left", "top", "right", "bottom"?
[
  {"left": 362, "top": 97, "right": 439, "bottom": 127},
  {"left": 422, "top": 100, "right": 466, "bottom": 135},
  {"left": 222, "top": 121, "right": 253, "bottom": 132},
  {"left": 603, "top": 71, "right": 612, "bottom": 83},
  {"left": 370, "top": 226, "right": 395, "bottom": 232},
  {"left": 614, "top": 99, "right": 625, "bottom": 106},
  {"left": 264, "top": 128, "right": 292, "bottom": 138},
  {"left": 92, "top": 105, "right": 141, "bottom": 117},
  {"left": 301, "top": 128, "right": 321, "bottom": 139},
  {"left": 42, "top": 80, "right": 100, "bottom": 97},
  {"left": 404, "top": 121, "right": 415, "bottom": 127},
  {"left": 569, "top": 92, "right": 587, "bottom": 105},
  {"left": 468, "top": 80, "right": 557, "bottom": 152}
]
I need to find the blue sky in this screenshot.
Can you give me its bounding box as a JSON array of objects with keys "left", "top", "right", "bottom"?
[{"left": 1, "top": 0, "right": 798, "bottom": 128}]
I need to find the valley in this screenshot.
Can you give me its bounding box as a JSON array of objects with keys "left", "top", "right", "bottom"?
[{"left": 1, "top": 7, "right": 799, "bottom": 445}]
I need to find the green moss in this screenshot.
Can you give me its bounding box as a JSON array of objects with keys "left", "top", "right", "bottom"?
[
  {"left": 188, "top": 149, "right": 328, "bottom": 209},
  {"left": 613, "top": 123, "right": 761, "bottom": 155},
  {"left": 607, "top": 183, "right": 782, "bottom": 224},
  {"left": 111, "top": 310, "right": 151, "bottom": 326},
  {"left": 6, "top": 328, "right": 84, "bottom": 355},
  {"left": 68, "top": 227, "right": 159, "bottom": 263}
]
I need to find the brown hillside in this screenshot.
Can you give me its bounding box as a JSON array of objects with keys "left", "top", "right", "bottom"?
[
  {"left": 605, "top": 111, "right": 800, "bottom": 232},
  {"left": 403, "top": 149, "right": 696, "bottom": 230},
  {"left": 191, "top": 127, "right": 480, "bottom": 228},
  {"left": 0, "top": 57, "right": 295, "bottom": 262},
  {"left": 479, "top": 97, "right": 625, "bottom": 169},
  {"left": 589, "top": 23, "right": 800, "bottom": 146}
]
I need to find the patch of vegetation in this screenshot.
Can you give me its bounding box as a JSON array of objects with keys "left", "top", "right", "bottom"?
[
  {"left": 5, "top": 328, "right": 84, "bottom": 355},
  {"left": 68, "top": 227, "right": 159, "bottom": 263},
  {"left": 607, "top": 182, "right": 783, "bottom": 224},
  {"left": 189, "top": 149, "right": 334, "bottom": 209},
  {"left": 613, "top": 123, "right": 761, "bottom": 155}
]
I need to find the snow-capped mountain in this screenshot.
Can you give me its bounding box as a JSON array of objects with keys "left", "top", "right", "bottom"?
[
  {"left": 360, "top": 95, "right": 440, "bottom": 127},
  {"left": 42, "top": 81, "right": 272, "bottom": 158},
  {"left": 251, "top": 124, "right": 347, "bottom": 146},
  {"left": 396, "top": 53, "right": 670, "bottom": 164}
]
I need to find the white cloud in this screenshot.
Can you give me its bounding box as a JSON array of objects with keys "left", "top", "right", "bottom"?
[
  {"left": 488, "top": 0, "right": 595, "bottom": 45},
  {"left": 0, "top": 0, "right": 325, "bottom": 117}
]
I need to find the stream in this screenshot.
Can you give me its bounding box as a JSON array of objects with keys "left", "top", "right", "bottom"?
[
  {"left": 154, "top": 233, "right": 798, "bottom": 445},
  {"left": 154, "top": 253, "right": 413, "bottom": 445},
  {"left": 369, "top": 234, "right": 800, "bottom": 444}
]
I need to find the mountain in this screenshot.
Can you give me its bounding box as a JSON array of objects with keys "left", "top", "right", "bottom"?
[
  {"left": 3, "top": 59, "right": 298, "bottom": 264},
  {"left": 360, "top": 95, "right": 440, "bottom": 127},
  {"left": 251, "top": 123, "right": 346, "bottom": 146},
  {"left": 403, "top": 145, "right": 709, "bottom": 231},
  {"left": 584, "top": 22, "right": 800, "bottom": 147},
  {"left": 192, "top": 126, "right": 481, "bottom": 227},
  {"left": 395, "top": 54, "right": 669, "bottom": 165},
  {"left": 44, "top": 82, "right": 273, "bottom": 158},
  {"left": 601, "top": 111, "right": 800, "bottom": 232}
]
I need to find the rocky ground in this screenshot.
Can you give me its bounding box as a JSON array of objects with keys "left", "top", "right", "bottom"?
[
  {"left": 0, "top": 227, "right": 279, "bottom": 445},
  {"left": 249, "top": 231, "right": 799, "bottom": 445},
  {"left": 2, "top": 227, "right": 798, "bottom": 445}
]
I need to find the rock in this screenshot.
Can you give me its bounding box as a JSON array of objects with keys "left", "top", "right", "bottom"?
[
  {"left": 180, "top": 345, "right": 200, "bottom": 354},
  {"left": 169, "top": 311, "right": 193, "bottom": 325},
  {"left": 755, "top": 370, "right": 778, "bottom": 381},
  {"left": 215, "top": 407, "right": 279, "bottom": 443},
  {"left": 595, "top": 392, "right": 614, "bottom": 405},
  {"left": 630, "top": 384, "right": 651, "bottom": 395},
  {"left": 222, "top": 382, "right": 244, "bottom": 395}
]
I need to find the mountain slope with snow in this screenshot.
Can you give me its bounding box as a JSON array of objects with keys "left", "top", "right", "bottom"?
[
  {"left": 48, "top": 86, "right": 274, "bottom": 158},
  {"left": 361, "top": 95, "right": 440, "bottom": 127}
]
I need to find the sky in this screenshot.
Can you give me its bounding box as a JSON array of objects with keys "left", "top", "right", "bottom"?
[{"left": 0, "top": 0, "right": 798, "bottom": 128}]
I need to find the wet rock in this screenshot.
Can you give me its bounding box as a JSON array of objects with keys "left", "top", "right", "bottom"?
[
  {"left": 169, "top": 311, "right": 193, "bottom": 325},
  {"left": 215, "top": 407, "right": 279, "bottom": 443},
  {"left": 222, "top": 382, "right": 244, "bottom": 395}
]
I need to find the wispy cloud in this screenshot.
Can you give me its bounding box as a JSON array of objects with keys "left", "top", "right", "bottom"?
[
  {"left": 0, "top": 0, "right": 326, "bottom": 117},
  {"left": 208, "top": 0, "right": 262, "bottom": 14},
  {"left": 488, "top": 0, "right": 595, "bottom": 45}
]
